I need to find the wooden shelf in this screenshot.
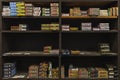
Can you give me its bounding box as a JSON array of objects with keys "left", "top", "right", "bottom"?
[
  {"left": 2, "top": 16, "right": 117, "bottom": 19},
  {"left": 62, "top": 51, "right": 118, "bottom": 57},
  {"left": 2, "top": 51, "right": 59, "bottom": 57},
  {"left": 2, "top": 30, "right": 59, "bottom": 33},
  {"left": 62, "top": 30, "right": 118, "bottom": 33},
  {"left": 2, "top": 16, "right": 59, "bottom": 19},
  {"left": 2, "top": 0, "right": 59, "bottom": 2},
  {"left": 3, "top": 78, "right": 59, "bottom": 80},
  {"left": 3, "top": 54, "right": 59, "bottom": 57},
  {"left": 61, "top": 78, "right": 118, "bottom": 80},
  {"left": 61, "top": 16, "right": 118, "bottom": 19},
  {"left": 3, "top": 78, "right": 118, "bottom": 80},
  {"left": 62, "top": 54, "right": 118, "bottom": 57},
  {"left": 3, "top": 78, "right": 27, "bottom": 80},
  {"left": 61, "top": 0, "right": 117, "bottom": 2},
  {"left": 2, "top": 0, "right": 117, "bottom": 2}
]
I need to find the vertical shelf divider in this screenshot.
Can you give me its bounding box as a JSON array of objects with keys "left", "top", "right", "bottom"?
[{"left": 59, "top": 0, "right": 62, "bottom": 79}]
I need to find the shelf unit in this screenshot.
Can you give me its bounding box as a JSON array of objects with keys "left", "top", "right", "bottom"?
[{"left": 0, "top": 0, "right": 120, "bottom": 80}]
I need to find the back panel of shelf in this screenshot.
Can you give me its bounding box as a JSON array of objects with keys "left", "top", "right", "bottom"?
[
  {"left": 2, "top": 33, "right": 59, "bottom": 53},
  {"left": 62, "top": 33, "right": 118, "bottom": 53}
]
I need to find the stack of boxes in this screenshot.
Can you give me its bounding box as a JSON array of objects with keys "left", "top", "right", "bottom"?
[
  {"left": 50, "top": 3, "right": 59, "bottom": 16},
  {"left": 25, "top": 3, "right": 33, "bottom": 16},
  {"left": 79, "top": 68, "right": 88, "bottom": 78},
  {"left": 99, "top": 23, "right": 110, "bottom": 31},
  {"left": 107, "top": 65, "right": 118, "bottom": 79},
  {"left": 43, "top": 46, "right": 52, "bottom": 54},
  {"left": 42, "top": 8, "right": 50, "bottom": 16},
  {"left": 81, "top": 11, "right": 88, "bottom": 16},
  {"left": 10, "top": 24, "right": 27, "bottom": 31},
  {"left": 41, "top": 24, "right": 50, "bottom": 31},
  {"left": 9, "top": 2, "right": 26, "bottom": 16},
  {"left": 48, "top": 62, "right": 52, "bottom": 78},
  {"left": 68, "top": 65, "right": 79, "bottom": 78},
  {"left": 68, "top": 68, "right": 79, "bottom": 78},
  {"left": 39, "top": 62, "right": 48, "bottom": 78},
  {"left": 88, "top": 8, "right": 100, "bottom": 16},
  {"left": 3, "top": 63, "right": 16, "bottom": 78},
  {"left": 33, "top": 7, "right": 41, "bottom": 16},
  {"left": 100, "top": 10, "right": 108, "bottom": 16},
  {"left": 28, "top": 65, "right": 39, "bottom": 78},
  {"left": 62, "top": 25, "right": 70, "bottom": 31},
  {"left": 16, "top": 2, "right": 25, "bottom": 16},
  {"left": 96, "top": 68, "right": 108, "bottom": 78},
  {"left": 50, "top": 23, "right": 59, "bottom": 31},
  {"left": 99, "top": 43, "right": 110, "bottom": 54},
  {"left": 70, "top": 7, "right": 81, "bottom": 16},
  {"left": 81, "top": 23, "right": 92, "bottom": 31},
  {"left": 19, "top": 24, "right": 27, "bottom": 31},
  {"left": 41, "top": 23, "right": 59, "bottom": 31},
  {"left": 9, "top": 2, "right": 17, "bottom": 16},
  {"left": 88, "top": 68, "right": 98, "bottom": 78},
  {"left": 2, "top": 6, "right": 10, "bottom": 16},
  {"left": 52, "top": 68, "right": 59, "bottom": 78}
]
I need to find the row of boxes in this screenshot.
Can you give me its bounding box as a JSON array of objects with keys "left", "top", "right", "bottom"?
[
  {"left": 2, "top": 2, "right": 59, "bottom": 16},
  {"left": 41, "top": 23, "right": 59, "bottom": 31},
  {"left": 62, "top": 23, "right": 110, "bottom": 31},
  {"left": 68, "top": 65, "right": 108, "bottom": 78},
  {"left": 68, "top": 7, "right": 118, "bottom": 16},
  {"left": 11, "top": 24, "right": 27, "bottom": 31},
  {"left": 28, "top": 62, "right": 59, "bottom": 78}
]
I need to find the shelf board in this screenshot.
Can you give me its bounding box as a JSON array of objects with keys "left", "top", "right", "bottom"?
[
  {"left": 2, "top": 16, "right": 117, "bottom": 19},
  {"left": 3, "top": 78, "right": 27, "bottom": 80},
  {"left": 2, "top": 16, "right": 59, "bottom": 19},
  {"left": 3, "top": 54, "right": 59, "bottom": 57},
  {"left": 62, "top": 30, "right": 118, "bottom": 33},
  {"left": 3, "top": 78, "right": 59, "bottom": 80},
  {"left": 2, "top": 30, "right": 118, "bottom": 33},
  {"left": 2, "top": 51, "right": 59, "bottom": 57},
  {"left": 62, "top": 54, "right": 118, "bottom": 57},
  {"left": 2, "top": 78, "right": 118, "bottom": 80},
  {"left": 2, "top": 0, "right": 117, "bottom": 2},
  {"left": 61, "top": 78, "right": 118, "bottom": 80},
  {"left": 2, "top": 0, "right": 59, "bottom": 2},
  {"left": 2, "top": 30, "right": 59, "bottom": 33},
  {"left": 62, "top": 51, "right": 118, "bottom": 57},
  {"left": 61, "top": 0, "right": 117, "bottom": 2},
  {"left": 38, "top": 78, "right": 59, "bottom": 80},
  {"left": 61, "top": 16, "right": 118, "bottom": 19}
]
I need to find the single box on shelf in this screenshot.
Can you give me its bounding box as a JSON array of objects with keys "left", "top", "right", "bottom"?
[
  {"left": 100, "top": 10, "right": 108, "bottom": 16},
  {"left": 81, "top": 23, "right": 92, "bottom": 31},
  {"left": 88, "top": 8, "right": 100, "bottom": 16},
  {"left": 81, "top": 11, "right": 88, "bottom": 16}
]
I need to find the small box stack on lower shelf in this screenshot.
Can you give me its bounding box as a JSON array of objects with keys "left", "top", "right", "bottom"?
[{"left": 3, "top": 63, "right": 16, "bottom": 78}]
